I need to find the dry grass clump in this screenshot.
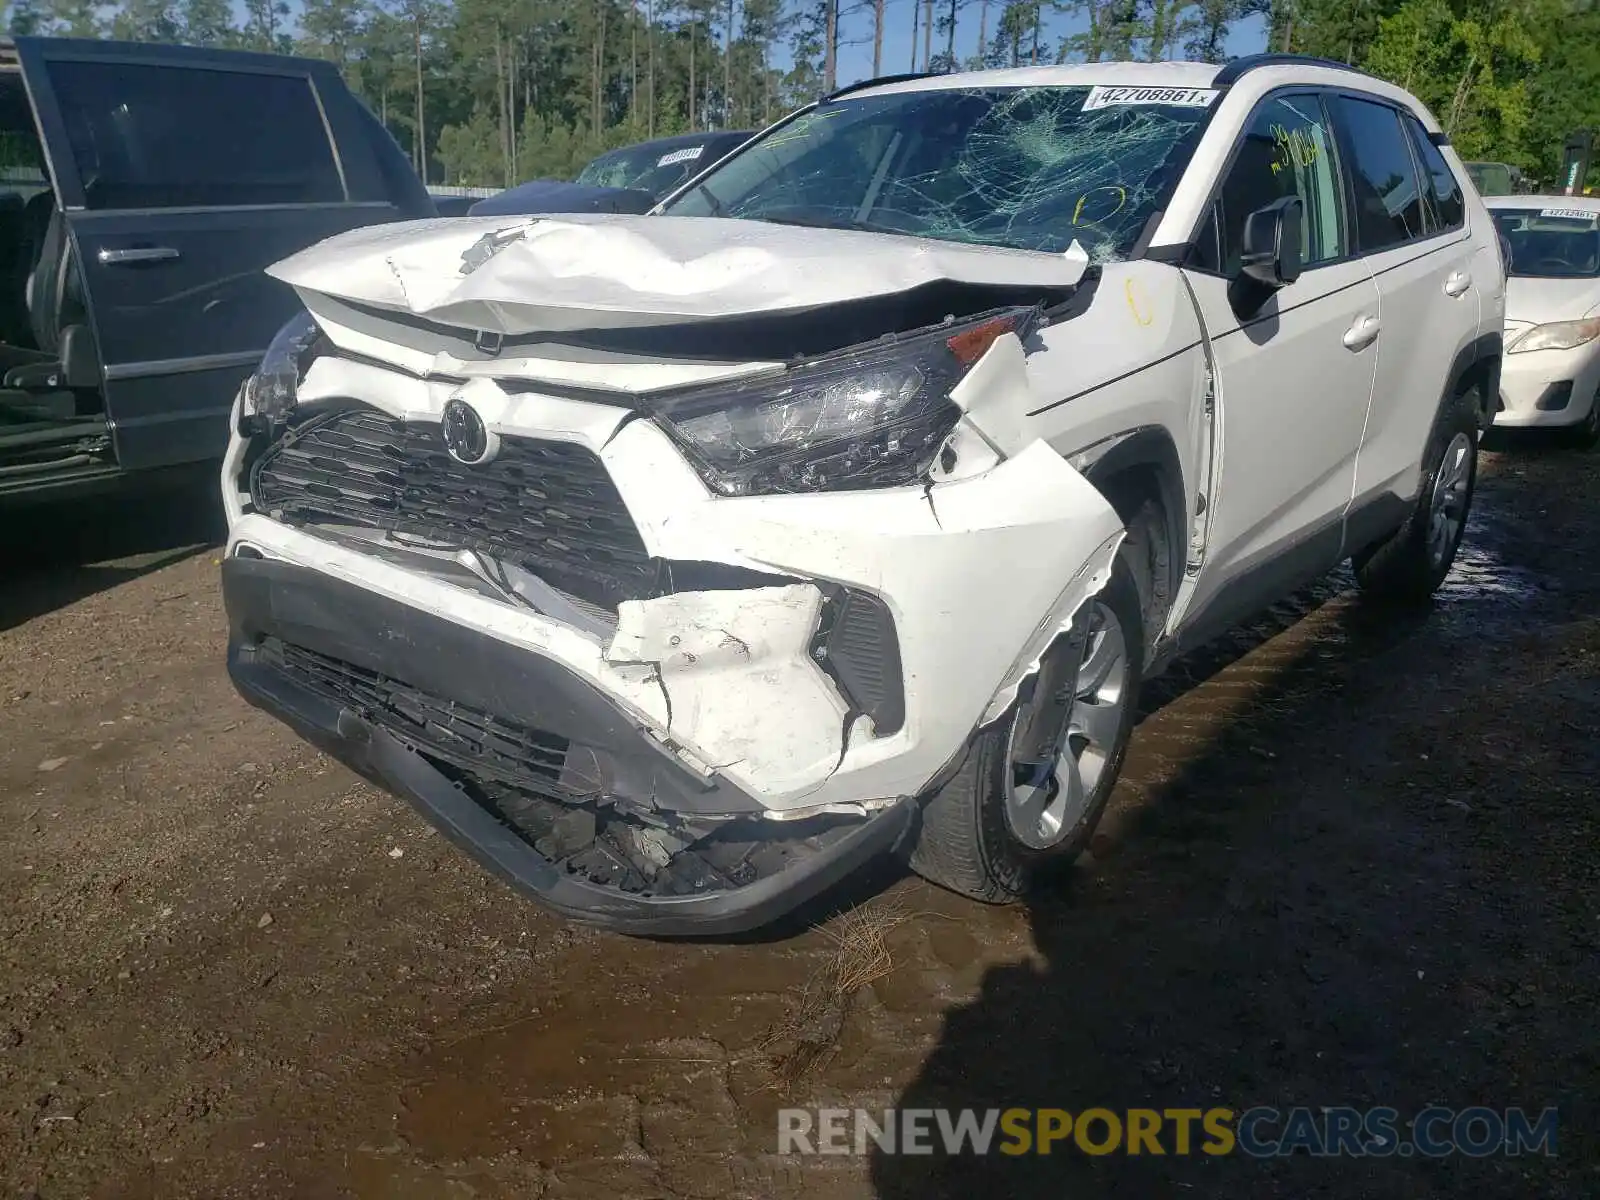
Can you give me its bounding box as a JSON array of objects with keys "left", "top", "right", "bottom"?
[{"left": 760, "top": 899, "right": 915, "bottom": 1085}]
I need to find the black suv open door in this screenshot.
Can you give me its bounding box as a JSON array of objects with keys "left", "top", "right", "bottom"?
[{"left": 12, "top": 37, "right": 429, "bottom": 473}]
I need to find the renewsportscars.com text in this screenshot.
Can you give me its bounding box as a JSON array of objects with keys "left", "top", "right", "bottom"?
[{"left": 777, "top": 1105, "right": 1558, "bottom": 1158}]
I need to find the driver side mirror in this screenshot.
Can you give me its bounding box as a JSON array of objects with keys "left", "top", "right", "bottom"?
[{"left": 1238, "top": 195, "right": 1305, "bottom": 289}]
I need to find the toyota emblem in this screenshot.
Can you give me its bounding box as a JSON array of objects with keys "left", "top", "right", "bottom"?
[{"left": 440, "top": 397, "right": 498, "bottom": 466}]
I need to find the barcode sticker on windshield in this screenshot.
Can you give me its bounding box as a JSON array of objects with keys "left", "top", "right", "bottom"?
[
  {"left": 1539, "top": 207, "right": 1593, "bottom": 220},
  {"left": 1082, "top": 85, "right": 1219, "bottom": 111},
  {"left": 657, "top": 146, "right": 704, "bottom": 167}
]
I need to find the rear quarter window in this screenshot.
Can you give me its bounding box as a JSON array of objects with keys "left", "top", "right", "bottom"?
[
  {"left": 1402, "top": 114, "right": 1465, "bottom": 232},
  {"left": 45, "top": 60, "right": 344, "bottom": 210}
]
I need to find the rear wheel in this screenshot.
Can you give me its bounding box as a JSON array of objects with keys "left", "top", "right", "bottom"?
[
  {"left": 907, "top": 556, "right": 1144, "bottom": 903},
  {"left": 1353, "top": 386, "right": 1478, "bottom": 605}
]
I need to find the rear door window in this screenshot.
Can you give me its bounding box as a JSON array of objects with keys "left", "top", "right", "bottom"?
[
  {"left": 1328, "top": 95, "right": 1428, "bottom": 252},
  {"left": 44, "top": 60, "right": 343, "bottom": 210}
]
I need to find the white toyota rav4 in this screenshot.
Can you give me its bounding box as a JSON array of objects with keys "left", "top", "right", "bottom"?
[{"left": 220, "top": 55, "right": 1505, "bottom": 935}]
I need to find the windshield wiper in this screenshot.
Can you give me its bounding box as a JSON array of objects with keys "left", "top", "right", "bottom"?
[
  {"left": 754, "top": 210, "right": 914, "bottom": 236},
  {"left": 695, "top": 183, "right": 725, "bottom": 216}
]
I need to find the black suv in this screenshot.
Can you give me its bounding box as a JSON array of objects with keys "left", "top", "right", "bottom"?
[{"left": 0, "top": 36, "right": 433, "bottom": 507}]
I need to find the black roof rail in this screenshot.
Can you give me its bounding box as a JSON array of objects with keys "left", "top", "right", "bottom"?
[
  {"left": 1212, "top": 53, "right": 1373, "bottom": 87},
  {"left": 821, "top": 72, "right": 939, "bottom": 103}
]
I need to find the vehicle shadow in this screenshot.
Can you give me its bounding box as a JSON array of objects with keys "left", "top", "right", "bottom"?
[
  {"left": 691, "top": 577, "right": 1366, "bottom": 949},
  {"left": 1481, "top": 425, "right": 1589, "bottom": 455},
  {"left": 0, "top": 481, "right": 225, "bottom": 634},
  {"left": 866, "top": 468, "right": 1585, "bottom": 1196}
]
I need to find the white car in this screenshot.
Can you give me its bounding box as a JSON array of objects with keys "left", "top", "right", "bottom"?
[
  {"left": 1486, "top": 195, "right": 1600, "bottom": 446},
  {"left": 219, "top": 55, "right": 1504, "bottom": 935}
]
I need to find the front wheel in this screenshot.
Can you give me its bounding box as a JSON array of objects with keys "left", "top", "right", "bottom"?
[
  {"left": 1352, "top": 386, "right": 1479, "bottom": 606},
  {"left": 907, "top": 556, "right": 1144, "bottom": 903}
]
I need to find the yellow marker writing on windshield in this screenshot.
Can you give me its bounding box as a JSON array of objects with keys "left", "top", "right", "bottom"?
[{"left": 1074, "top": 186, "right": 1128, "bottom": 225}]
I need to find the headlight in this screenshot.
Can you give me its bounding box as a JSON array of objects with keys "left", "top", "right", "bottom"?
[
  {"left": 652, "top": 307, "right": 1040, "bottom": 496},
  {"left": 239, "top": 310, "right": 322, "bottom": 433},
  {"left": 1507, "top": 317, "right": 1600, "bottom": 354}
]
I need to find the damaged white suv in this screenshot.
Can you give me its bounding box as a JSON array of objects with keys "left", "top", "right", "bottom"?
[{"left": 221, "top": 56, "right": 1504, "bottom": 935}]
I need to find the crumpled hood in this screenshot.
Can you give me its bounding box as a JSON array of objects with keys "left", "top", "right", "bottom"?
[
  {"left": 1505, "top": 275, "right": 1600, "bottom": 327},
  {"left": 266, "top": 213, "right": 1090, "bottom": 334}
]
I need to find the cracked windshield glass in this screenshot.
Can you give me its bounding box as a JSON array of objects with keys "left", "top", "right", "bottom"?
[{"left": 663, "top": 85, "right": 1212, "bottom": 263}]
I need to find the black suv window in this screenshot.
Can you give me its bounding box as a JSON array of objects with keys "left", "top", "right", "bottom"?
[
  {"left": 45, "top": 60, "right": 343, "bottom": 210},
  {"left": 1192, "top": 93, "right": 1346, "bottom": 274},
  {"left": 1402, "top": 114, "right": 1465, "bottom": 232},
  {"left": 1330, "top": 95, "right": 1427, "bottom": 251}
]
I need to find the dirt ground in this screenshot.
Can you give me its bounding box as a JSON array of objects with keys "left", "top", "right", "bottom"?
[{"left": 1, "top": 436, "right": 1596, "bottom": 1200}]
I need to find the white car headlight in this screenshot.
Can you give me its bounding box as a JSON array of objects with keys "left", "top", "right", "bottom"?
[
  {"left": 651, "top": 306, "right": 1042, "bottom": 496},
  {"left": 239, "top": 310, "right": 322, "bottom": 431},
  {"left": 1507, "top": 317, "right": 1600, "bottom": 354}
]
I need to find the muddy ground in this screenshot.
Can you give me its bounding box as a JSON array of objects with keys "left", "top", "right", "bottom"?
[{"left": 1, "top": 436, "right": 1595, "bottom": 1199}]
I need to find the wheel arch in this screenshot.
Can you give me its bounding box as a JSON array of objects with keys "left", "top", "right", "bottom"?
[
  {"left": 1076, "top": 425, "right": 1189, "bottom": 641},
  {"left": 1449, "top": 331, "right": 1502, "bottom": 433}
]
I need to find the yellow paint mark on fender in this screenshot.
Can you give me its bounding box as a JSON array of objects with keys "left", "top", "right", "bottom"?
[{"left": 1125, "top": 278, "right": 1154, "bottom": 327}]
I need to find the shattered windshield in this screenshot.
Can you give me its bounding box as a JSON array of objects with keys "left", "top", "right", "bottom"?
[
  {"left": 577, "top": 139, "right": 723, "bottom": 198},
  {"left": 574, "top": 144, "right": 664, "bottom": 190},
  {"left": 661, "top": 85, "right": 1213, "bottom": 262}
]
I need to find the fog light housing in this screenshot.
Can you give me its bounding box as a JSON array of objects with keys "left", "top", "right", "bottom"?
[{"left": 1535, "top": 381, "right": 1574, "bottom": 412}]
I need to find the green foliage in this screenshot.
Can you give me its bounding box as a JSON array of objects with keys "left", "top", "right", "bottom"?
[
  {"left": 1293, "top": 0, "right": 1592, "bottom": 188},
  {"left": 240, "top": 0, "right": 292, "bottom": 51},
  {"left": 1365, "top": 0, "right": 1540, "bottom": 160}
]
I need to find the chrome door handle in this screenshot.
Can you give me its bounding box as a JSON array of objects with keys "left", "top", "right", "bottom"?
[
  {"left": 1444, "top": 270, "right": 1472, "bottom": 297},
  {"left": 97, "top": 246, "right": 179, "bottom": 265},
  {"left": 1342, "top": 314, "right": 1381, "bottom": 351}
]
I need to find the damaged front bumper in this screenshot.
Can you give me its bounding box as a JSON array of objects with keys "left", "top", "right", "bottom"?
[
  {"left": 224, "top": 554, "right": 916, "bottom": 935},
  {"left": 221, "top": 343, "right": 1123, "bottom": 932}
]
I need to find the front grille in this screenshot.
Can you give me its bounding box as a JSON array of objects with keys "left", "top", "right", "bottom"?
[
  {"left": 261, "top": 637, "right": 574, "bottom": 794},
  {"left": 250, "top": 407, "right": 653, "bottom": 610}
]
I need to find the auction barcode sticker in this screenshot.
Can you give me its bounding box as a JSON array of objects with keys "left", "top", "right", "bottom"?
[
  {"left": 657, "top": 146, "right": 705, "bottom": 167},
  {"left": 1539, "top": 207, "right": 1594, "bottom": 220},
  {"left": 1082, "top": 85, "right": 1219, "bottom": 111}
]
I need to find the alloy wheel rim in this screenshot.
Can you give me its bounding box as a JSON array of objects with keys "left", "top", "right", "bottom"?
[
  {"left": 1427, "top": 431, "right": 1473, "bottom": 568},
  {"left": 1004, "top": 601, "right": 1131, "bottom": 851}
]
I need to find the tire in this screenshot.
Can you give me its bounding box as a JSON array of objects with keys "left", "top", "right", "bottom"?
[
  {"left": 1104, "top": 489, "right": 1172, "bottom": 666},
  {"left": 907, "top": 554, "right": 1145, "bottom": 903},
  {"left": 1558, "top": 387, "right": 1600, "bottom": 450},
  {"left": 1352, "top": 384, "right": 1479, "bottom": 605}
]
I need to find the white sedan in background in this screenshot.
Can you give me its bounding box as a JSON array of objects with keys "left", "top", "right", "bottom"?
[{"left": 1488, "top": 196, "right": 1600, "bottom": 447}]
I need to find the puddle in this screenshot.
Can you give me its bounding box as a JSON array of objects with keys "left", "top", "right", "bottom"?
[{"left": 1436, "top": 532, "right": 1545, "bottom": 605}]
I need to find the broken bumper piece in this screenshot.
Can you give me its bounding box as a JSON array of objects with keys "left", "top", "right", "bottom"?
[{"left": 223, "top": 555, "right": 915, "bottom": 936}]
